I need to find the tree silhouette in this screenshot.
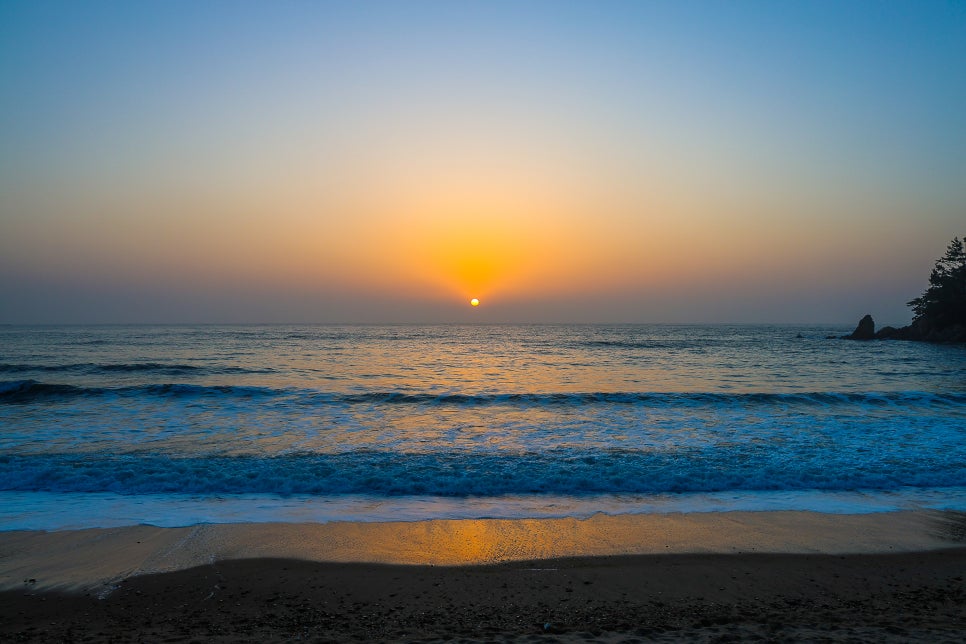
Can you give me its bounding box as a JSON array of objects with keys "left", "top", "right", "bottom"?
[{"left": 907, "top": 236, "right": 966, "bottom": 329}]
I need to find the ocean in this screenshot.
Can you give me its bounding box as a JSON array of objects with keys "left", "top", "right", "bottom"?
[{"left": 2, "top": 324, "right": 965, "bottom": 530}]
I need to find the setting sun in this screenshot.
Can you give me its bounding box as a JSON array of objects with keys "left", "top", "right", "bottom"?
[{"left": 470, "top": 298, "right": 480, "bottom": 307}]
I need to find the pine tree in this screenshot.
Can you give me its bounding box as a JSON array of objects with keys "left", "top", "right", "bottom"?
[{"left": 907, "top": 236, "right": 966, "bottom": 328}]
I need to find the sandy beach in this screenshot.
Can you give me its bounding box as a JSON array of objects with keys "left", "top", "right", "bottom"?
[{"left": 2, "top": 510, "right": 965, "bottom": 641}]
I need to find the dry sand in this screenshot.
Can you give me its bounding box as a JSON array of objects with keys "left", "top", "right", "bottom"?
[{"left": 2, "top": 510, "right": 965, "bottom": 641}]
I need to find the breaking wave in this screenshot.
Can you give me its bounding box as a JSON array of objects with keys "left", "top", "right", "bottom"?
[{"left": 3, "top": 379, "right": 965, "bottom": 411}]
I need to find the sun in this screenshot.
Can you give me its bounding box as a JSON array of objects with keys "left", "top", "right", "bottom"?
[{"left": 470, "top": 298, "right": 480, "bottom": 307}]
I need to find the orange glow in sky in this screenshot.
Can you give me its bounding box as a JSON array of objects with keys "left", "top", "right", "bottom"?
[{"left": 1, "top": 3, "right": 963, "bottom": 323}]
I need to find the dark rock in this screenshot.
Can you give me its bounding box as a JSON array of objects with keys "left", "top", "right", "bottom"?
[
  {"left": 844, "top": 314, "right": 875, "bottom": 340},
  {"left": 880, "top": 317, "right": 963, "bottom": 342},
  {"left": 875, "top": 326, "right": 899, "bottom": 339},
  {"left": 843, "top": 236, "right": 965, "bottom": 343},
  {"left": 924, "top": 323, "right": 966, "bottom": 343},
  {"left": 874, "top": 319, "right": 924, "bottom": 341},
  {"left": 848, "top": 316, "right": 966, "bottom": 343}
]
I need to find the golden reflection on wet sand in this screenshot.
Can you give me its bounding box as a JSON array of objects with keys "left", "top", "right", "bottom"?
[{"left": 1, "top": 511, "right": 960, "bottom": 594}]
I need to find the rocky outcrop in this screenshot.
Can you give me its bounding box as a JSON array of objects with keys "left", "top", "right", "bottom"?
[
  {"left": 875, "top": 317, "right": 966, "bottom": 343},
  {"left": 843, "top": 236, "right": 965, "bottom": 343},
  {"left": 843, "top": 314, "right": 876, "bottom": 340},
  {"left": 843, "top": 314, "right": 966, "bottom": 343}
]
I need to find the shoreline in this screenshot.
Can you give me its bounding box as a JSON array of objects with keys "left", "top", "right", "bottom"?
[
  {"left": 2, "top": 510, "right": 964, "bottom": 641},
  {"left": 1, "top": 509, "right": 963, "bottom": 594},
  {"left": 5, "top": 487, "right": 966, "bottom": 530}
]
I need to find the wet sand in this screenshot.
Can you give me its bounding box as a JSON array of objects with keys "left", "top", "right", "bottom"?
[{"left": 2, "top": 511, "right": 965, "bottom": 641}]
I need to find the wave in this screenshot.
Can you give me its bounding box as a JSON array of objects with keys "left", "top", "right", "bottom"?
[
  {"left": 0, "top": 380, "right": 275, "bottom": 402},
  {"left": 579, "top": 340, "right": 681, "bottom": 349},
  {"left": 331, "top": 390, "right": 966, "bottom": 408},
  {"left": 0, "top": 381, "right": 91, "bottom": 401},
  {"left": 0, "top": 363, "right": 275, "bottom": 376},
  {"left": 3, "top": 379, "right": 966, "bottom": 409},
  {"left": 1, "top": 450, "right": 963, "bottom": 496}
]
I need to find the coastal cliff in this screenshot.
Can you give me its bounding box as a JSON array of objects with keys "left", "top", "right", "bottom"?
[
  {"left": 844, "top": 314, "right": 966, "bottom": 343},
  {"left": 844, "top": 236, "right": 966, "bottom": 343}
]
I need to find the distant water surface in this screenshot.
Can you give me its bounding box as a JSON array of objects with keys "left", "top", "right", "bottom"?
[{"left": 1, "top": 324, "right": 964, "bottom": 529}]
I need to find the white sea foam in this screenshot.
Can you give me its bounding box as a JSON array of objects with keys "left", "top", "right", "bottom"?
[
  {"left": 1, "top": 323, "right": 964, "bottom": 528},
  {"left": 2, "top": 488, "right": 966, "bottom": 531}
]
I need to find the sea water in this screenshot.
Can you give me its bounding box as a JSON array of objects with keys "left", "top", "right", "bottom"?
[{"left": 1, "top": 324, "right": 964, "bottom": 530}]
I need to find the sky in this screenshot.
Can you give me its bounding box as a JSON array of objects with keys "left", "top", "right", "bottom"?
[{"left": 1, "top": 1, "right": 964, "bottom": 324}]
